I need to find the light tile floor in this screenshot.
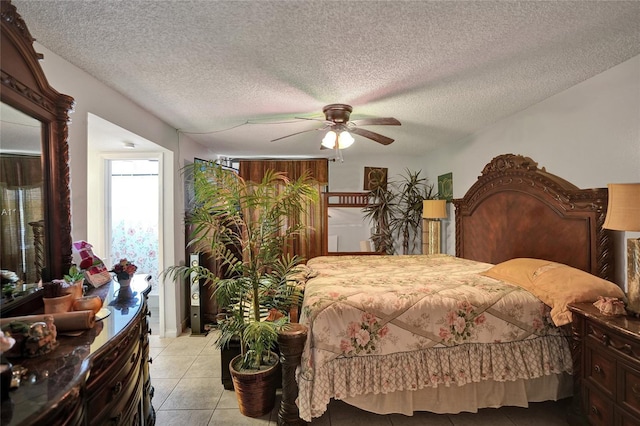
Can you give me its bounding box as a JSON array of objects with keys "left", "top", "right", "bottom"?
[{"left": 149, "top": 320, "right": 571, "bottom": 426}]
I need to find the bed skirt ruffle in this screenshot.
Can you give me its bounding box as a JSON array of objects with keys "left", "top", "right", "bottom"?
[
  {"left": 343, "top": 372, "right": 573, "bottom": 416},
  {"left": 297, "top": 335, "right": 573, "bottom": 421}
]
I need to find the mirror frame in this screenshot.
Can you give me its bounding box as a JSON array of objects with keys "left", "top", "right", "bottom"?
[
  {"left": 323, "top": 192, "right": 381, "bottom": 255},
  {"left": 1, "top": 1, "right": 74, "bottom": 280}
]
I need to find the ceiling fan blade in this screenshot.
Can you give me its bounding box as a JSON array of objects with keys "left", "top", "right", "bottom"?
[
  {"left": 270, "top": 127, "right": 322, "bottom": 142},
  {"left": 350, "top": 117, "right": 401, "bottom": 126},
  {"left": 349, "top": 127, "right": 395, "bottom": 145},
  {"left": 294, "top": 116, "right": 327, "bottom": 122}
]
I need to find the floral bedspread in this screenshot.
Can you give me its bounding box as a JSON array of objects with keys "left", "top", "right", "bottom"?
[{"left": 297, "top": 254, "right": 573, "bottom": 421}]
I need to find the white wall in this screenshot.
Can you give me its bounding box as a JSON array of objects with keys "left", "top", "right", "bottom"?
[
  {"left": 34, "top": 43, "right": 181, "bottom": 239},
  {"left": 421, "top": 54, "right": 640, "bottom": 286},
  {"left": 328, "top": 153, "right": 427, "bottom": 193},
  {"left": 34, "top": 42, "right": 214, "bottom": 337}
]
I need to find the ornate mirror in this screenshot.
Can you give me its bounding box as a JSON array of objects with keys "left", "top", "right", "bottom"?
[{"left": 1, "top": 1, "right": 74, "bottom": 283}]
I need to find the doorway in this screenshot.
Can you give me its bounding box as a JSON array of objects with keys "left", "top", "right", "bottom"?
[{"left": 107, "top": 158, "right": 161, "bottom": 315}]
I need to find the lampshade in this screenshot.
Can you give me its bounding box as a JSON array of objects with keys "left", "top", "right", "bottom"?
[
  {"left": 422, "top": 199, "right": 447, "bottom": 219},
  {"left": 603, "top": 183, "right": 640, "bottom": 231},
  {"left": 321, "top": 131, "right": 354, "bottom": 149},
  {"left": 321, "top": 131, "right": 336, "bottom": 148},
  {"left": 338, "top": 131, "right": 354, "bottom": 148}
]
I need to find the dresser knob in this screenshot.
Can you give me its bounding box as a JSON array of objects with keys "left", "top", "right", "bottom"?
[
  {"left": 632, "top": 384, "right": 640, "bottom": 399},
  {"left": 591, "top": 405, "right": 600, "bottom": 416},
  {"left": 594, "top": 365, "right": 602, "bottom": 374}
]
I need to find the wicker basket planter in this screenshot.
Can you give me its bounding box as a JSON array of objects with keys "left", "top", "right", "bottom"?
[{"left": 229, "top": 352, "right": 280, "bottom": 417}]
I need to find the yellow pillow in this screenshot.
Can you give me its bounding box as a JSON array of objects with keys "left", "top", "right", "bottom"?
[{"left": 481, "top": 258, "right": 625, "bottom": 326}]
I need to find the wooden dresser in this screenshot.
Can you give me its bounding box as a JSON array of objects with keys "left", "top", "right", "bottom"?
[
  {"left": 568, "top": 302, "right": 640, "bottom": 426},
  {"left": 0, "top": 277, "right": 155, "bottom": 426}
]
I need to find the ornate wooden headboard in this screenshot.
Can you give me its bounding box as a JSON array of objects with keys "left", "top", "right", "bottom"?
[{"left": 453, "top": 154, "right": 613, "bottom": 281}]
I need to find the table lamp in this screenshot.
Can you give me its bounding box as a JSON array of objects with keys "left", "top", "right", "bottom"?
[
  {"left": 422, "top": 199, "right": 447, "bottom": 254},
  {"left": 603, "top": 183, "right": 640, "bottom": 314}
]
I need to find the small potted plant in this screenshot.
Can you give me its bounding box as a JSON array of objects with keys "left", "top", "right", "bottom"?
[
  {"left": 62, "top": 265, "right": 85, "bottom": 299},
  {"left": 165, "top": 161, "right": 317, "bottom": 417},
  {"left": 42, "top": 281, "right": 74, "bottom": 313}
]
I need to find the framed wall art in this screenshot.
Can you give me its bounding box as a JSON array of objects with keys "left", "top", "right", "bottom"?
[
  {"left": 438, "top": 172, "right": 453, "bottom": 201},
  {"left": 364, "top": 167, "right": 388, "bottom": 191}
]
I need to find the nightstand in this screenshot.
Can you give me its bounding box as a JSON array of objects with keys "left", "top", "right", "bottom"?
[{"left": 568, "top": 302, "right": 640, "bottom": 426}]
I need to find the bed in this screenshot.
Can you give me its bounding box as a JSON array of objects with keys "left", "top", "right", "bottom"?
[{"left": 279, "top": 153, "right": 619, "bottom": 423}]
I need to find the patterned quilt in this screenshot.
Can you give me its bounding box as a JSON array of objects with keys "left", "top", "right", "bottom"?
[{"left": 297, "top": 254, "right": 573, "bottom": 421}]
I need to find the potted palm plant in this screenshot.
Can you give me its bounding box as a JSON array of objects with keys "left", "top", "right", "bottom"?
[{"left": 166, "top": 161, "right": 317, "bottom": 417}]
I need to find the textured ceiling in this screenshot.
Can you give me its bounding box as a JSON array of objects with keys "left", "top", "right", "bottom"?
[{"left": 11, "top": 0, "right": 640, "bottom": 159}]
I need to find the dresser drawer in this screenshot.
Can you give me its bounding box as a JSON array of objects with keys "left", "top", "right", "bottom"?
[
  {"left": 586, "top": 347, "right": 616, "bottom": 397},
  {"left": 585, "top": 381, "right": 615, "bottom": 426},
  {"left": 103, "top": 369, "right": 144, "bottom": 426},
  {"left": 616, "top": 406, "right": 640, "bottom": 426},
  {"left": 587, "top": 321, "right": 640, "bottom": 365},
  {"left": 87, "top": 322, "right": 142, "bottom": 393},
  {"left": 618, "top": 361, "right": 640, "bottom": 417},
  {"left": 87, "top": 343, "right": 143, "bottom": 420}
]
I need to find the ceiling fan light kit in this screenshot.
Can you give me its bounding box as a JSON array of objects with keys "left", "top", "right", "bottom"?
[
  {"left": 321, "top": 130, "right": 355, "bottom": 149},
  {"left": 271, "top": 104, "right": 401, "bottom": 158}
]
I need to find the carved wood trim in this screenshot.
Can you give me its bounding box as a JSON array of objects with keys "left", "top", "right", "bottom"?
[
  {"left": 0, "top": 70, "right": 53, "bottom": 110},
  {"left": 0, "top": 1, "right": 34, "bottom": 44}
]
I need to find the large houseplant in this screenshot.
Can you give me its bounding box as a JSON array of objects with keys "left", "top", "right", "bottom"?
[
  {"left": 166, "top": 161, "right": 317, "bottom": 417},
  {"left": 363, "top": 169, "right": 435, "bottom": 255},
  {"left": 391, "top": 169, "right": 436, "bottom": 254}
]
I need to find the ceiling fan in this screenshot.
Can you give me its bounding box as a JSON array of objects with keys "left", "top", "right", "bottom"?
[{"left": 270, "top": 104, "right": 401, "bottom": 148}]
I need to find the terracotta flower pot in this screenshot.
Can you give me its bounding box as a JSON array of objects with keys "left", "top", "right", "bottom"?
[
  {"left": 62, "top": 280, "right": 83, "bottom": 299},
  {"left": 43, "top": 293, "right": 73, "bottom": 314},
  {"left": 229, "top": 352, "right": 280, "bottom": 417}
]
